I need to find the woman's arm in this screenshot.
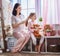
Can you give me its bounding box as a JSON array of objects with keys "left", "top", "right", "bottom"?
[
  {"left": 12, "top": 20, "right": 25, "bottom": 28},
  {"left": 12, "top": 15, "right": 29, "bottom": 28}
]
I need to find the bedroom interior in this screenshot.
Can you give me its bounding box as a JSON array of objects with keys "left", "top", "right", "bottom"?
[{"left": 0, "top": 0, "right": 60, "bottom": 56}]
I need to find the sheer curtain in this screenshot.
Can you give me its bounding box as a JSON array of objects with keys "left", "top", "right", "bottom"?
[
  {"left": 35, "top": 0, "right": 41, "bottom": 18},
  {"left": 35, "top": 0, "right": 60, "bottom": 25}
]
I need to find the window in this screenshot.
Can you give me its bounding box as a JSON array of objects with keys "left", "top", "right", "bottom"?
[
  {"left": 20, "top": 0, "right": 35, "bottom": 18},
  {"left": 11, "top": 0, "right": 35, "bottom": 18},
  {"left": 10, "top": 0, "right": 17, "bottom": 6},
  {"left": 36, "top": 0, "right": 60, "bottom": 24}
]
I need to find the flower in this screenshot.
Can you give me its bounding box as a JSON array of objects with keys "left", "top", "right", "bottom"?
[
  {"left": 31, "top": 24, "right": 41, "bottom": 38},
  {"left": 44, "top": 24, "right": 52, "bottom": 32},
  {"left": 43, "top": 24, "right": 52, "bottom": 36},
  {"left": 33, "top": 30, "right": 41, "bottom": 38}
]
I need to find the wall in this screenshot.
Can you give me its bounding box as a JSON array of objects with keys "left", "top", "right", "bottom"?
[
  {"left": 0, "top": 0, "right": 2, "bottom": 8},
  {"left": 2, "top": 0, "right": 13, "bottom": 35},
  {"left": 2, "top": 0, "right": 12, "bottom": 26}
]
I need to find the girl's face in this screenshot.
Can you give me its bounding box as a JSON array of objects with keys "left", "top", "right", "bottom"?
[
  {"left": 31, "top": 14, "right": 36, "bottom": 21},
  {"left": 16, "top": 5, "right": 21, "bottom": 13}
]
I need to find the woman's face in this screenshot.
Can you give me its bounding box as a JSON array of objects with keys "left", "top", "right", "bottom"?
[{"left": 16, "top": 5, "right": 21, "bottom": 13}]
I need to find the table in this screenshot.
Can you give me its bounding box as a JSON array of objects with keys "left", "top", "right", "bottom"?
[
  {"left": 44, "top": 36, "right": 60, "bottom": 53},
  {"left": 5, "top": 35, "right": 60, "bottom": 53}
]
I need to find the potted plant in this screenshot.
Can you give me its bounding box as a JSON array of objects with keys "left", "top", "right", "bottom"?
[
  {"left": 39, "top": 17, "right": 43, "bottom": 22},
  {"left": 39, "top": 17, "right": 43, "bottom": 26}
]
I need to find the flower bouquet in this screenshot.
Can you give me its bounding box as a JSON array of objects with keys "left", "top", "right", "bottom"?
[
  {"left": 44, "top": 24, "right": 56, "bottom": 36},
  {"left": 44, "top": 25, "right": 52, "bottom": 36},
  {"left": 31, "top": 24, "right": 41, "bottom": 38}
]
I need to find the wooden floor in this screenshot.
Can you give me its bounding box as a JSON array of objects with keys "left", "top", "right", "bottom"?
[{"left": 0, "top": 53, "right": 60, "bottom": 56}]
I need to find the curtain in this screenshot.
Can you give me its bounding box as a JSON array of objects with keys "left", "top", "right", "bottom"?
[
  {"left": 35, "top": 0, "right": 41, "bottom": 18},
  {"left": 57, "top": 0, "right": 60, "bottom": 24},
  {"left": 35, "top": 0, "right": 60, "bottom": 25}
]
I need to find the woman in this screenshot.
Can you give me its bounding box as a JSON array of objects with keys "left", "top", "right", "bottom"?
[{"left": 11, "top": 3, "right": 30, "bottom": 53}]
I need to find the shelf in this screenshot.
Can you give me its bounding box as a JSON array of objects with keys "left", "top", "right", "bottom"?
[
  {"left": 0, "top": 50, "right": 3, "bottom": 53},
  {"left": 44, "top": 36, "right": 60, "bottom": 38}
]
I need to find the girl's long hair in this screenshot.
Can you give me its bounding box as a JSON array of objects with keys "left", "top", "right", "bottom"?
[{"left": 26, "top": 13, "right": 35, "bottom": 26}]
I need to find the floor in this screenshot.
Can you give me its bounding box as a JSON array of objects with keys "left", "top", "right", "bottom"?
[{"left": 0, "top": 52, "right": 60, "bottom": 56}]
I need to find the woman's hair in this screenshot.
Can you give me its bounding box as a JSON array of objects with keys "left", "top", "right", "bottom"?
[
  {"left": 12, "top": 3, "right": 21, "bottom": 16},
  {"left": 26, "top": 13, "right": 36, "bottom": 26}
]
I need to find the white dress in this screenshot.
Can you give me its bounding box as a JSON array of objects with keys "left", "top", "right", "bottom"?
[
  {"left": 11, "top": 14, "right": 30, "bottom": 52},
  {"left": 11, "top": 14, "right": 30, "bottom": 42},
  {"left": 28, "top": 20, "right": 37, "bottom": 45},
  {"left": 28, "top": 19, "right": 44, "bottom": 45}
]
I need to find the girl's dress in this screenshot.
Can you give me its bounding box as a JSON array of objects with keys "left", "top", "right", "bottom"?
[{"left": 28, "top": 19, "right": 44, "bottom": 45}]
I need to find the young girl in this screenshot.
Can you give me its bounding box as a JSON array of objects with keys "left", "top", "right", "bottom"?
[{"left": 27, "top": 13, "right": 44, "bottom": 52}]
